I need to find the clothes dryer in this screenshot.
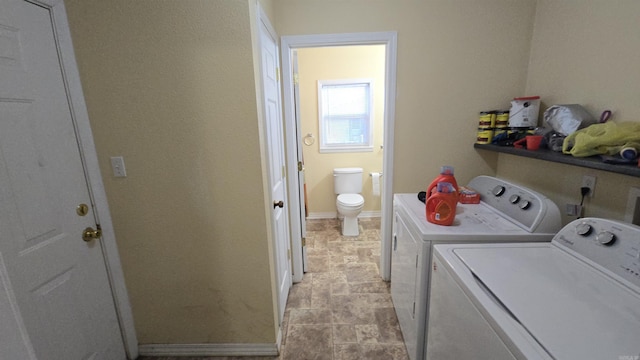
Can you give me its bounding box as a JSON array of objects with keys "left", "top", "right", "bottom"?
[{"left": 427, "top": 218, "right": 640, "bottom": 360}]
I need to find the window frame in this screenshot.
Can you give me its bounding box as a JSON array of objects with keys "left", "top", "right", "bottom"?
[{"left": 317, "top": 78, "right": 374, "bottom": 153}]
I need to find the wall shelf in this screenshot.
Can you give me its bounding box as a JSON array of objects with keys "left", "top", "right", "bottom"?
[{"left": 474, "top": 143, "right": 640, "bottom": 178}]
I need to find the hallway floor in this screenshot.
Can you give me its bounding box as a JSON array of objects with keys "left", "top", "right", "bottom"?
[{"left": 139, "top": 217, "right": 408, "bottom": 360}]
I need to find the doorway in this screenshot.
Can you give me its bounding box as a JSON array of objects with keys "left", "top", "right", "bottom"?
[
  {"left": 281, "top": 32, "right": 398, "bottom": 282},
  {"left": 296, "top": 44, "right": 385, "bottom": 266}
]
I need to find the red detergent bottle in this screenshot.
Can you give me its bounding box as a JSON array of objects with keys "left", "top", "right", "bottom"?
[
  {"left": 426, "top": 182, "right": 457, "bottom": 226},
  {"left": 427, "top": 166, "right": 459, "bottom": 197}
]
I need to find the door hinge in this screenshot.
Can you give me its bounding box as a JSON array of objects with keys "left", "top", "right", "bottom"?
[
  {"left": 293, "top": 72, "right": 299, "bottom": 85},
  {"left": 282, "top": 165, "right": 286, "bottom": 178},
  {"left": 297, "top": 161, "right": 304, "bottom": 172},
  {"left": 287, "top": 249, "right": 291, "bottom": 260},
  {"left": 276, "top": 67, "right": 280, "bottom": 82},
  {"left": 415, "top": 254, "right": 419, "bottom": 268},
  {"left": 301, "top": 237, "right": 306, "bottom": 247}
]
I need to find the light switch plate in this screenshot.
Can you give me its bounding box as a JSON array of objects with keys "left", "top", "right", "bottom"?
[{"left": 110, "top": 156, "right": 127, "bottom": 177}]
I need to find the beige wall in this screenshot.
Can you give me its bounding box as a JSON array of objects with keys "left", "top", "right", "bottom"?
[
  {"left": 297, "top": 46, "right": 385, "bottom": 215},
  {"left": 258, "top": 0, "right": 275, "bottom": 21},
  {"left": 495, "top": 0, "right": 640, "bottom": 225},
  {"left": 274, "top": 0, "right": 537, "bottom": 192},
  {"left": 61, "top": 0, "right": 640, "bottom": 350},
  {"left": 65, "top": 0, "right": 538, "bottom": 348},
  {"left": 65, "top": 0, "right": 277, "bottom": 344}
]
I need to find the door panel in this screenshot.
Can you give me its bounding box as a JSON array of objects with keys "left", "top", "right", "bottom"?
[
  {"left": 291, "top": 50, "right": 308, "bottom": 272},
  {"left": 0, "top": 252, "right": 36, "bottom": 359},
  {"left": 0, "top": 1, "right": 126, "bottom": 359},
  {"left": 259, "top": 13, "right": 291, "bottom": 323}
]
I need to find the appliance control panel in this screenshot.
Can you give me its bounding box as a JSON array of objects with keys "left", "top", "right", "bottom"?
[
  {"left": 554, "top": 217, "right": 640, "bottom": 291},
  {"left": 468, "top": 176, "right": 561, "bottom": 233}
]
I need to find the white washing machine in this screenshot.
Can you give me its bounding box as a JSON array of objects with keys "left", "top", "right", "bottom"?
[
  {"left": 427, "top": 217, "right": 640, "bottom": 360},
  {"left": 391, "top": 175, "right": 562, "bottom": 360}
]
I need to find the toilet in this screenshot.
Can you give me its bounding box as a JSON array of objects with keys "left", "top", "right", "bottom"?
[{"left": 333, "top": 167, "right": 365, "bottom": 236}]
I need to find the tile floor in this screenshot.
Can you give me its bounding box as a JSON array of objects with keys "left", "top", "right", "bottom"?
[{"left": 139, "top": 217, "right": 408, "bottom": 360}]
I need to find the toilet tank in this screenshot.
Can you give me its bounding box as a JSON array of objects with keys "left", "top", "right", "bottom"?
[{"left": 333, "top": 167, "right": 363, "bottom": 194}]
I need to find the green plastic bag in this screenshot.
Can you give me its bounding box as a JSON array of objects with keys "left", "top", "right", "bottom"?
[{"left": 563, "top": 122, "right": 640, "bottom": 157}]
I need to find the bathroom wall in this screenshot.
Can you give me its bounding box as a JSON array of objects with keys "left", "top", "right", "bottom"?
[
  {"left": 297, "top": 45, "right": 386, "bottom": 216},
  {"left": 495, "top": 0, "right": 640, "bottom": 225},
  {"left": 65, "top": 0, "right": 278, "bottom": 345},
  {"left": 274, "top": 0, "right": 537, "bottom": 193}
]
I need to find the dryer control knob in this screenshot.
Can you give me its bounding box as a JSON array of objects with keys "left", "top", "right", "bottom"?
[
  {"left": 576, "top": 223, "right": 592, "bottom": 236},
  {"left": 519, "top": 200, "right": 531, "bottom": 210},
  {"left": 509, "top": 195, "right": 520, "bottom": 204},
  {"left": 597, "top": 231, "right": 616, "bottom": 246},
  {"left": 492, "top": 185, "right": 506, "bottom": 197}
]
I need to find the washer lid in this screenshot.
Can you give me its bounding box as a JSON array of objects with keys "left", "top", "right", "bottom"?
[
  {"left": 454, "top": 246, "right": 640, "bottom": 360},
  {"left": 337, "top": 193, "right": 364, "bottom": 206},
  {"left": 393, "top": 194, "right": 544, "bottom": 241}
]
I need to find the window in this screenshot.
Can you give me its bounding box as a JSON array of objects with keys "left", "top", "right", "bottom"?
[{"left": 318, "top": 79, "right": 373, "bottom": 153}]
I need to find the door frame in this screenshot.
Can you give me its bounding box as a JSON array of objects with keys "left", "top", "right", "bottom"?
[
  {"left": 38, "top": 0, "right": 138, "bottom": 357},
  {"left": 281, "top": 32, "right": 398, "bottom": 281}
]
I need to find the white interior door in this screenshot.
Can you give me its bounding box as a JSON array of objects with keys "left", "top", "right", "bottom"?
[
  {"left": 291, "top": 50, "right": 308, "bottom": 273},
  {"left": 0, "top": 1, "right": 126, "bottom": 359},
  {"left": 258, "top": 9, "right": 291, "bottom": 323}
]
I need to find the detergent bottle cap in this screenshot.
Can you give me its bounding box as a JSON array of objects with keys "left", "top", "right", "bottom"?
[
  {"left": 440, "top": 166, "right": 454, "bottom": 175},
  {"left": 436, "top": 182, "right": 454, "bottom": 193}
]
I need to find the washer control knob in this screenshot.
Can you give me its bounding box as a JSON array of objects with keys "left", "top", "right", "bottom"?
[
  {"left": 576, "top": 222, "right": 592, "bottom": 236},
  {"left": 519, "top": 200, "right": 531, "bottom": 210},
  {"left": 509, "top": 195, "right": 520, "bottom": 204},
  {"left": 597, "top": 231, "right": 616, "bottom": 246},
  {"left": 492, "top": 185, "right": 506, "bottom": 197}
]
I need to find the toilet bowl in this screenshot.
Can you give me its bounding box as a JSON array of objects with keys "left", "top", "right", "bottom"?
[
  {"left": 333, "top": 167, "right": 365, "bottom": 236},
  {"left": 337, "top": 194, "right": 365, "bottom": 236}
]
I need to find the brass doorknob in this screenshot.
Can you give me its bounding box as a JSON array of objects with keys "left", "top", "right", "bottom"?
[
  {"left": 273, "top": 200, "right": 284, "bottom": 209},
  {"left": 82, "top": 226, "right": 102, "bottom": 242}
]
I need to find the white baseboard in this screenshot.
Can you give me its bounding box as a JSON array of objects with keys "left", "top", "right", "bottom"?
[
  {"left": 138, "top": 327, "right": 283, "bottom": 357},
  {"left": 138, "top": 342, "right": 279, "bottom": 357},
  {"left": 360, "top": 211, "right": 381, "bottom": 218},
  {"left": 307, "top": 211, "right": 381, "bottom": 220},
  {"left": 306, "top": 212, "right": 337, "bottom": 219}
]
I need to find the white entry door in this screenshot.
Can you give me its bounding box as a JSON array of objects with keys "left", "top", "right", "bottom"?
[
  {"left": 0, "top": 1, "right": 126, "bottom": 359},
  {"left": 258, "top": 9, "right": 291, "bottom": 323}
]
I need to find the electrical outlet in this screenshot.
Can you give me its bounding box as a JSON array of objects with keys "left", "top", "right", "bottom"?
[{"left": 582, "top": 175, "right": 596, "bottom": 197}]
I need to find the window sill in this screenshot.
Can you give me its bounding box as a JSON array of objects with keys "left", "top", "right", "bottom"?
[
  {"left": 474, "top": 143, "right": 640, "bottom": 178},
  {"left": 319, "top": 146, "right": 374, "bottom": 153}
]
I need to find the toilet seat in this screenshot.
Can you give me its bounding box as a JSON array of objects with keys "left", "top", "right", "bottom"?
[{"left": 337, "top": 193, "right": 364, "bottom": 207}]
